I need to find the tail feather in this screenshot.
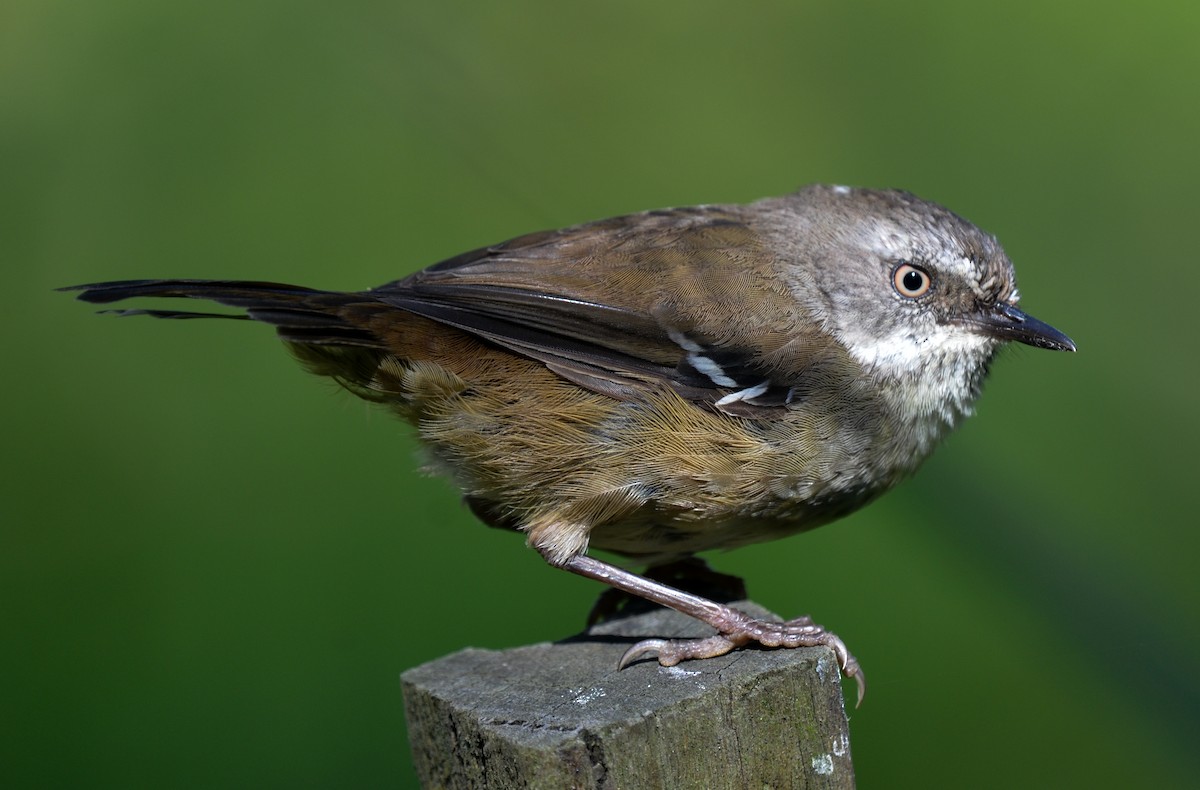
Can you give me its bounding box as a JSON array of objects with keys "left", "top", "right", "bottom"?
[
  {"left": 95, "top": 308, "right": 253, "bottom": 321},
  {"left": 63, "top": 277, "right": 404, "bottom": 406},
  {"left": 62, "top": 279, "right": 384, "bottom": 346},
  {"left": 63, "top": 279, "right": 326, "bottom": 306}
]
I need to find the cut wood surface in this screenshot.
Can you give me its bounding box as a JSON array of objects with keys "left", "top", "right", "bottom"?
[{"left": 402, "top": 600, "right": 855, "bottom": 789}]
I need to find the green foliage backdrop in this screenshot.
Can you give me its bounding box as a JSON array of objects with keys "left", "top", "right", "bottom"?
[{"left": 4, "top": 1, "right": 1197, "bottom": 786}]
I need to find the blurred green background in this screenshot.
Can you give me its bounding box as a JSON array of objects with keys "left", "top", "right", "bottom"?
[{"left": 4, "top": 1, "right": 1197, "bottom": 786}]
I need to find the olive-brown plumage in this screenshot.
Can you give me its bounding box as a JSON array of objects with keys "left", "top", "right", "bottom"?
[{"left": 65, "top": 185, "right": 1075, "bottom": 703}]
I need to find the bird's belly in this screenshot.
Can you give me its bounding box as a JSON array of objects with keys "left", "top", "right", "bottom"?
[{"left": 584, "top": 477, "right": 880, "bottom": 562}]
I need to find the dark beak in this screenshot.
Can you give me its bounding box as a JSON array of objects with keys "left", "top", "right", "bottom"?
[{"left": 962, "top": 303, "right": 1076, "bottom": 352}]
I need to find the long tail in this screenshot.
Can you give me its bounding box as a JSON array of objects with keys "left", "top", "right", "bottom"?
[
  {"left": 62, "top": 279, "right": 385, "bottom": 348},
  {"left": 63, "top": 279, "right": 404, "bottom": 401}
]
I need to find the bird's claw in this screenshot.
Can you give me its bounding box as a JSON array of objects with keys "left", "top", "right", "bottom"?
[{"left": 617, "top": 613, "right": 866, "bottom": 706}]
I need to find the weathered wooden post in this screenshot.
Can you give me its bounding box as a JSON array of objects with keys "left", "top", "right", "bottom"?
[{"left": 402, "top": 601, "right": 855, "bottom": 788}]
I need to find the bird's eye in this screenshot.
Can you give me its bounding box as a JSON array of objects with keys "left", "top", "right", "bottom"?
[{"left": 892, "top": 263, "right": 932, "bottom": 298}]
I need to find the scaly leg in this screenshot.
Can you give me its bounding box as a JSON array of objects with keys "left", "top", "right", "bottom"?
[
  {"left": 585, "top": 557, "right": 748, "bottom": 626},
  {"left": 555, "top": 552, "right": 866, "bottom": 706}
]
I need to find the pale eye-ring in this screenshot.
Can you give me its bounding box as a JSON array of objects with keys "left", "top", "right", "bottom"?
[{"left": 892, "top": 263, "right": 932, "bottom": 298}]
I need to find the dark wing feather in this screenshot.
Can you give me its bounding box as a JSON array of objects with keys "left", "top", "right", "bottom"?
[
  {"left": 64, "top": 208, "right": 828, "bottom": 414},
  {"left": 371, "top": 206, "right": 809, "bottom": 411}
]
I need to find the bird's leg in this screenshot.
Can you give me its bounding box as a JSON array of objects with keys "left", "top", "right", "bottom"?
[
  {"left": 554, "top": 552, "right": 866, "bottom": 706},
  {"left": 585, "top": 556, "right": 748, "bottom": 626}
]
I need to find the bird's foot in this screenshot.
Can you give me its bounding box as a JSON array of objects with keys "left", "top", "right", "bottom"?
[
  {"left": 555, "top": 554, "right": 866, "bottom": 705},
  {"left": 619, "top": 609, "right": 866, "bottom": 707}
]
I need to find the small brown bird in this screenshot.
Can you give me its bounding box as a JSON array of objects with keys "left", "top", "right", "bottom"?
[{"left": 65, "top": 185, "right": 1075, "bottom": 704}]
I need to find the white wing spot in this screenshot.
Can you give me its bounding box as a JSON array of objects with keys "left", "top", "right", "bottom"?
[
  {"left": 667, "top": 327, "right": 739, "bottom": 387},
  {"left": 715, "top": 380, "right": 771, "bottom": 407}
]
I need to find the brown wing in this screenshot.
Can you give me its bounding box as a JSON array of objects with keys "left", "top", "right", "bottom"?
[{"left": 371, "top": 205, "right": 816, "bottom": 412}]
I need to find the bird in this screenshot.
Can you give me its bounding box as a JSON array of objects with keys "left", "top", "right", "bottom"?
[{"left": 64, "top": 184, "right": 1076, "bottom": 705}]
